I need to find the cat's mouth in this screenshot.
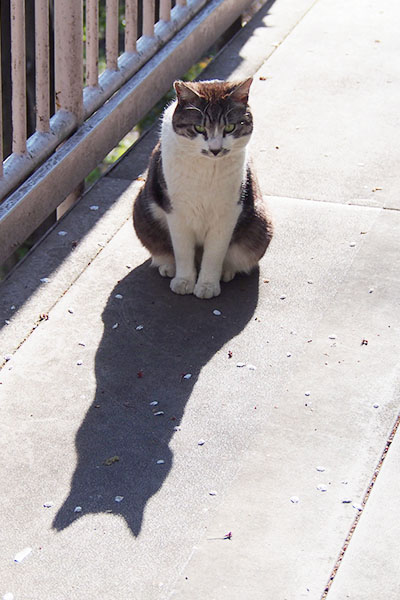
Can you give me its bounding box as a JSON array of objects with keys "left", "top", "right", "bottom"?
[{"left": 201, "top": 149, "right": 230, "bottom": 158}]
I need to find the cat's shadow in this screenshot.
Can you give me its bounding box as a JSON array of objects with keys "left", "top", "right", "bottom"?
[{"left": 53, "top": 260, "right": 259, "bottom": 536}]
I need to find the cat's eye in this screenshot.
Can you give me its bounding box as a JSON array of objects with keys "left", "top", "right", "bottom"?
[
  {"left": 224, "top": 124, "right": 236, "bottom": 133},
  {"left": 194, "top": 125, "right": 206, "bottom": 133}
]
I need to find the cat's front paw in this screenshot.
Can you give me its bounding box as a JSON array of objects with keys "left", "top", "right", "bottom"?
[
  {"left": 170, "top": 277, "right": 196, "bottom": 295},
  {"left": 194, "top": 281, "right": 221, "bottom": 299}
]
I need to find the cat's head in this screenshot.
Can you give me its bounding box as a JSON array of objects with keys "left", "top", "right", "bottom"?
[{"left": 171, "top": 78, "right": 253, "bottom": 158}]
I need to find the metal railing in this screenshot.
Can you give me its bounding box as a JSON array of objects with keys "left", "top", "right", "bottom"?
[{"left": 0, "top": 0, "right": 255, "bottom": 266}]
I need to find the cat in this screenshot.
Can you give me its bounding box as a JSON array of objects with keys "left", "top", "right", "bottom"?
[{"left": 133, "top": 78, "right": 273, "bottom": 299}]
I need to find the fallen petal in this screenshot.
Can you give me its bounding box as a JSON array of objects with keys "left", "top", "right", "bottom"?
[{"left": 14, "top": 547, "right": 32, "bottom": 563}]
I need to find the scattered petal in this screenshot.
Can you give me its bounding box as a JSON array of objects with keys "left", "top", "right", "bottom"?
[
  {"left": 68, "top": 308, "right": 74, "bottom": 314},
  {"left": 76, "top": 360, "right": 83, "bottom": 366},
  {"left": 290, "top": 496, "right": 300, "bottom": 504},
  {"left": 156, "top": 459, "right": 165, "bottom": 465},
  {"left": 328, "top": 334, "right": 337, "bottom": 340},
  {"left": 136, "top": 325, "right": 144, "bottom": 331},
  {"left": 154, "top": 411, "right": 164, "bottom": 416},
  {"left": 280, "top": 295, "right": 287, "bottom": 300},
  {"left": 236, "top": 362, "right": 246, "bottom": 368},
  {"left": 198, "top": 439, "right": 206, "bottom": 446},
  {"left": 317, "top": 484, "right": 328, "bottom": 492},
  {"left": 58, "top": 231, "right": 68, "bottom": 236},
  {"left": 209, "top": 490, "right": 217, "bottom": 496},
  {"left": 307, "top": 280, "right": 313, "bottom": 284},
  {"left": 115, "top": 294, "right": 123, "bottom": 300},
  {"left": 74, "top": 506, "right": 82, "bottom": 513},
  {"left": 349, "top": 242, "right": 356, "bottom": 247},
  {"left": 40, "top": 277, "right": 50, "bottom": 284},
  {"left": 10, "top": 305, "right": 16, "bottom": 310},
  {"left": 4, "top": 354, "right": 12, "bottom": 362},
  {"left": 114, "top": 496, "right": 124, "bottom": 503},
  {"left": 213, "top": 309, "right": 222, "bottom": 316},
  {"left": 78, "top": 341, "right": 86, "bottom": 347},
  {"left": 316, "top": 466, "right": 326, "bottom": 472},
  {"left": 43, "top": 501, "right": 54, "bottom": 508},
  {"left": 183, "top": 373, "right": 192, "bottom": 379},
  {"left": 286, "top": 352, "right": 292, "bottom": 357},
  {"left": 247, "top": 364, "right": 257, "bottom": 370},
  {"left": 369, "top": 288, "right": 374, "bottom": 294},
  {"left": 112, "top": 323, "right": 119, "bottom": 329},
  {"left": 342, "top": 499, "right": 352, "bottom": 504},
  {"left": 89, "top": 205, "right": 99, "bottom": 211},
  {"left": 149, "top": 401, "right": 158, "bottom": 406},
  {"left": 305, "top": 391, "right": 311, "bottom": 397},
  {"left": 14, "top": 547, "right": 32, "bottom": 563}
]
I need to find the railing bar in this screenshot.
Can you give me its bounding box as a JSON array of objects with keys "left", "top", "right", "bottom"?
[
  {"left": 86, "top": 0, "right": 99, "bottom": 86},
  {"left": 125, "top": 0, "right": 138, "bottom": 53},
  {"left": 160, "top": 0, "right": 171, "bottom": 22},
  {"left": 143, "top": 0, "right": 155, "bottom": 37},
  {"left": 106, "top": 0, "right": 119, "bottom": 71},
  {"left": 11, "top": 0, "right": 27, "bottom": 154},
  {"left": 35, "top": 0, "right": 50, "bottom": 133},
  {"left": 54, "top": 0, "right": 83, "bottom": 122},
  {"left": 0, "top": 17, "right": 3, "bottom": 177}
]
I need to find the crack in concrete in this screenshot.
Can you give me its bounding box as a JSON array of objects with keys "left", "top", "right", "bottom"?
[{"left": 321, "top": 413, "right": 400, "bottom": 598}]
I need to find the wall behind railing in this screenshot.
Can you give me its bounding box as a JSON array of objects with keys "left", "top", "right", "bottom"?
[{"left": 0, "top": 0, "right": 257, "bottom": 270}]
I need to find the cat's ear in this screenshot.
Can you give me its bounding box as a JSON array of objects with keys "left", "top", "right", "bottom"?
[
  {"left": 229, "top": 78, "right": 253, "bottom": 104},
  {"left": 174, "top": 81, "right": 201, "bottom": 104}
]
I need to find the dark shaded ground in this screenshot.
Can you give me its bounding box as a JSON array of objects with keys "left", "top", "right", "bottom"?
[{"left": 53, "top": 261, "right": 259, "bottom": 535}]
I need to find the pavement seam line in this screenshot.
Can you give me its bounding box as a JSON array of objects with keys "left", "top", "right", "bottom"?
[
  {"left": 262, "top": 193, "right": 383, "bottom": 210},
  {"left": 321, "top": 412, "right": 400, "bottom": 599},
  {"left": 0, "top": 209, "right": 134, "bottom": 371},
  {"left": 253, "top": 0, "right": 322, "bottom": 69}
]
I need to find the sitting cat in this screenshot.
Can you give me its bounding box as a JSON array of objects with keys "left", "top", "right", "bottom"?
[{"left": 133, "top": 78, "right": 273, "bottom": 299}]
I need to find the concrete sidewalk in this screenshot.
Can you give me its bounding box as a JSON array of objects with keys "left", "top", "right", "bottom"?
[{"left": 1, "top": 0, "right": 400, "bottom": 598}]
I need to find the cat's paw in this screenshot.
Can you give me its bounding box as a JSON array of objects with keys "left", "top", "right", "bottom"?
[
  {"left": 194, "top": 281, "right": 221, "bottom": 299},
  {"left": 170, "top": 277, "right": 196, "bottom": 295},
  {"left": 221, "top": 268, "right": 236, "bottom": 283},
  {"left": 158, "top": 264, "right": 175, "bottom": 278}
]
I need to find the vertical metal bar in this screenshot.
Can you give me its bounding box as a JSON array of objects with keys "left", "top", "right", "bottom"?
[
  {"left": 86, "top": 0, "right": 99, "bottom": 86},
  {"left": 35, "top": 0, "right": 50, "bottom": 133},
  {"left": 106, "top": 0, "right": 119, "bottom": 71},
  {"left": 11, "top": 0, "right": 27, "bottom": 154},
  {"left": 0, "top": 16, "right": 3, "bottom": 177},
  {"left": 125, "top": 0, "right": 137, "bottom": 53},
  {"left": 143, "top": 0, "right": 155, "bottom": 37},
  {"left": 160, "top": 0, "right": 171, "bottom": 22},
  {"left": 54, "top": 0, "right": 83, "bottom": 123}
]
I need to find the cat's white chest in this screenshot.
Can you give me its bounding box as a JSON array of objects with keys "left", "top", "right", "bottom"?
[{"left": 161, "top": 128, "right": 245, "bottom": 243}]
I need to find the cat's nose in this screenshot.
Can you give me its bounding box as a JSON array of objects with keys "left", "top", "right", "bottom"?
[{"left": 210, "top": 149, "right": 221, "bottom": 156}]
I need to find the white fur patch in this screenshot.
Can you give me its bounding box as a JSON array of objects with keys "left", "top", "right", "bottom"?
[{"left": 156, "top": 102, "right": 254, "bottom": 296}]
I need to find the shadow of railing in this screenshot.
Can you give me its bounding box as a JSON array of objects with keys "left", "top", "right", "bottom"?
[{"left": 53, "top": 260, "right": 259, "bottom": 536}]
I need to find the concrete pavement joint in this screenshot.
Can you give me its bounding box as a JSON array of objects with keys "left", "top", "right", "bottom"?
[
  {"left": 0, "top": 209, "right": 133, "bottom": 371},
  {"left": 321, "top": 413, "right": 400, "bottom": 599}
]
